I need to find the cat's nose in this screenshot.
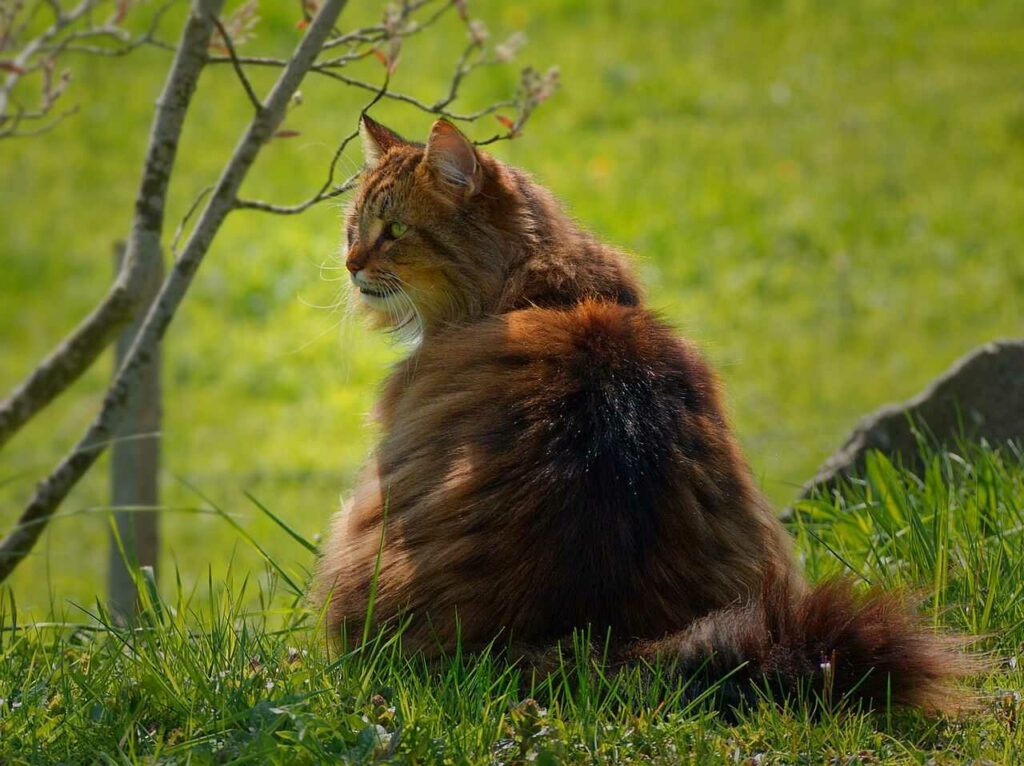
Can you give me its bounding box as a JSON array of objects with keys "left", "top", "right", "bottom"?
[{"left": 346, "top": 247, "right": 368, "bottom": 274}]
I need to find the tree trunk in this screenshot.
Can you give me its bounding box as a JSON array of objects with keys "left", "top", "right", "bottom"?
[{"left": 108, "top": 242, "right": 162, "bottom": 623}]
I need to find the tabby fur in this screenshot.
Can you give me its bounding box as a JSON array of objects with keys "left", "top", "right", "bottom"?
[{"left": 312, "top": 116, "right": 978, "bottom": 715}]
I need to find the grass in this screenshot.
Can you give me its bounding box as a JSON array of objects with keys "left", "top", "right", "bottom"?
[{"left": 1, "top": 442, "right": 1022, "bottom": 763}]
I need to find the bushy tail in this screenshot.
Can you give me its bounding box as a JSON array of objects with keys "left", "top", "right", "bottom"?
[{"left": 621, "top": 577, "right": 982, "bottom": 716}]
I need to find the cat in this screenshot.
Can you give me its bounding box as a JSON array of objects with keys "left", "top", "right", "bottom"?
[{"left": 312, "top": 115, "right": 978, "bottom": 714}]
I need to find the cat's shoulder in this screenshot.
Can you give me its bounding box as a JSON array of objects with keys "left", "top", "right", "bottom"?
[{"left": 384, "top": 299, "right": 719, "bottom": 422}]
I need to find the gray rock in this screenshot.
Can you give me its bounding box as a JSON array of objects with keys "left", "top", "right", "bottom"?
[{"left": 797, "top": 338, "right": 1024, "bottom": 503}]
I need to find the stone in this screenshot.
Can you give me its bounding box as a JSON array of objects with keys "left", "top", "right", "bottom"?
[{"left": 797, "top": 338, "right": 1024, "bottom": 503}]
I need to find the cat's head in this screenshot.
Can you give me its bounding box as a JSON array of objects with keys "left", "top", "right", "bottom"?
[{"left": 344, "top": 115, "right": 503, "bottom": 339}]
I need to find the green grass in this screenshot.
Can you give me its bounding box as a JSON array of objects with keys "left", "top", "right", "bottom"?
[{"left": 1, "top": 442, "right": 1022, "bottom": 763}]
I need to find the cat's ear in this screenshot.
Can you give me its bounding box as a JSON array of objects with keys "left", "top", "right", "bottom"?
[
  {"left": 425, "top": 119, "right": 482, "bottom": 198},
  {"left": 360, "top": 115, "right": 404, "bottom": 167}
]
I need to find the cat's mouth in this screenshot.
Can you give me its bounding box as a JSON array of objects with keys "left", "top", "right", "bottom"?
[{"left": 358, "top": 286, "right": 388, "bottom": 299}]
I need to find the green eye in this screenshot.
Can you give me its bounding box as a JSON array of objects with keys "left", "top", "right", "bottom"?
[{"left": 386, "top": 221, "right": 409, "bottom": 239}]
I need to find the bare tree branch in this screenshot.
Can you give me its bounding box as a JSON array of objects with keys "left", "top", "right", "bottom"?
[
  {"left": 232, "top": 170, "right": 358, "bottom": 215},
  {"left": 203, "top": 0, "right": 492, "bottom": 122},
  {"left": 318, "top": 0, "right": 439, "bottom": 54},
  {"left": 308, "top": 66, "right": 516, "bottom": 121},
  {"left": 0, "top": 0, "right": 219, "bottom": 449},
  {"left": 234, "top": 69, "right": 393, "bottom": 215},
  {"left": 171, "top": 184, "right": 213, "bottom": 256},
  {"left": 0, "top": 0, "right": 98, "bottom": 137},
  {"left": 0, "top": 102, "right": 78, "bottom": 136},
  {"left": 228, "top": 3, "right": 552, "bottom": 216},
  {"left": 40, "top": 0, "right": 179, "bottom": 58},
  {"left": 0, "top": 0, "right": 178, "bottom": 138},
  {"left": 473, "top": 65, "right": 559, "bottom": 146},
  {"left": 211, "top": 13, "right": 260, "bottom": 113},
  {"left": 0, "top": 0, "right": 349, "bottom": 582}
]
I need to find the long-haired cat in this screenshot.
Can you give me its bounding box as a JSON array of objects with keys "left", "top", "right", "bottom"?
[{"left": 312, "top": 115, "right": 977, "bottom": 714}]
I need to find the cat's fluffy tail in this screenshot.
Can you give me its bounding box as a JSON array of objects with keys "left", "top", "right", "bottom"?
[{"left": 618, "top": 576, "right": 981, "bottom": 716}]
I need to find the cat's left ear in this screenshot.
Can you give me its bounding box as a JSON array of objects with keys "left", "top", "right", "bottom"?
[
  {"left": 425, "top": 119, "right": 482, "bottom": 198},
  {"left": 360, "top": 114, "right": 405, "bottom": 167}
]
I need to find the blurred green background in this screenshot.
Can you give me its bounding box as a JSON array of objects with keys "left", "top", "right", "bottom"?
[{"left": 1, "top": 0, "right": 1021, "bottom": 612}]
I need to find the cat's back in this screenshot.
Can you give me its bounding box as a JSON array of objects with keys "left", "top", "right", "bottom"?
[
  {"left": 355, "top": 299, "right": 786, "bottom": 646},
  {"left": 379, "top": 299, "right": 718, "bottom": 482}
]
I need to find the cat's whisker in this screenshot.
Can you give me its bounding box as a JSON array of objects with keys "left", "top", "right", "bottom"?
[
  {"left": 297, "top": 285, "right": 349, "bottom": 313},
  {"left": 383, "top": 283, "right": 409, "bottom": 337},
  {"left": 394, "top": 279, "right": 425, "bottom": 334},
  {"left": 288, "top": 308, "right": 350, "bottom": 355},
  {"left": 318, "top": 272, "right": 350, "bottom": 283},
  {"left": 376, "top": 275, "right": 423, "bottom": 346},
  {"left": 386, "top": 290, "right": 415, "bottom": 339},
  {"left": 342, "top": 286, "right": 361, "bottom": 323}
]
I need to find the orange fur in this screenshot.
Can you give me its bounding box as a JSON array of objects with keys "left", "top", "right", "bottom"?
[{"left": 312, "top": 117, "right": 979, "bottom": 715}]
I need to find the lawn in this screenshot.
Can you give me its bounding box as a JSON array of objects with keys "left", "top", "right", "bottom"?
[
  {"left": 1, "top": 443, "right": 1022, "bottom": 763},
  {"left": 1, "top": 0, "right": 1023, "bottom": 759}
]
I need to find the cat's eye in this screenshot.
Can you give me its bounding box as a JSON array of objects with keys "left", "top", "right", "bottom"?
[{"left": 385, "top": 221, "right": 409, "bottom": 239}]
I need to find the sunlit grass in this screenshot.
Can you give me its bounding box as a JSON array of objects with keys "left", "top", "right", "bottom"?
[{"left": 0, "top": 443, "right": 1022, "bottom": 762}]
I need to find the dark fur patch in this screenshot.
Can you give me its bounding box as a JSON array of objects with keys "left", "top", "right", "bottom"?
[{"left": 620, "top": 575, "right": 983, "bottom": 716}]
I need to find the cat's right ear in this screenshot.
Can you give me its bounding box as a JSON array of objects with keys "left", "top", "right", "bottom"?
[
  {"left": 360, "top": 115, "right": 404, "bottom": 167},
  {"left": 425, "top": 119, "right": 482, "bottom": 199}
]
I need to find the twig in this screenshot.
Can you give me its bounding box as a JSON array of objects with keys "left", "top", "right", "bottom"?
[
  {"left": 206, "top": 0, "right": 457, "bottom": 76},
  {"left": 474, "top": 66, "right": 559, "bottom": 146},
  {"left": 211, "top": 14, "right": 261, "bottom": 113},
  {"left": 171, "top": 184, "right": 213, "bottom": 256},
  {"left": 1, "top": 0, "right": 180, "bottom": 136},
  {"left": 318, "top": 0, "right": 440, "bottom": 53},
  {"left": 233, "top": 170, "right": 358, "bottom": 215},
  {"left": 41, "top": 0, "right": 179, "bottom": 58},
  {"left": 0, "top": 102, "right": 79, "bottom": 139},
  {"left": 0, "top": 0, "right": 98, "bottom": 129},
  {"left": 234, "top": 70, "right": 392, "bottom": 215},
  {"left": 0, "top": 0, "right": 350, "bottom": 582},
  {"left": 431, "top": 39, "right": 482, "bottom": 110},
  {"left": 206, "top": 55, "right": 515, "bottom": 122},
  {"left": 310, "top": 66, "right": 517, "bottom": 121},
  {"left": 231, "top": 1, "right": 540, "bottom": 215}
]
